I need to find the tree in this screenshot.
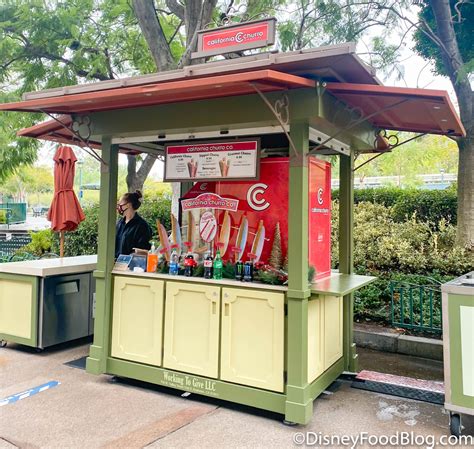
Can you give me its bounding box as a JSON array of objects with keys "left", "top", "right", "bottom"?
[
  {"left": 413, "top": 0, "right": 473, "bottom": 248},
  {"left": 0, "top": 165, "right": 53, "bottom": 203},
  {"left": 0, "top": 0, "right": 165, "bottom": 191},
  {"left": 279, "top": 0, "right": 472, "bottom": 248}
]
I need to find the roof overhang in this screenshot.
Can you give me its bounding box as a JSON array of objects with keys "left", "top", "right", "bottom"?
[
  {"left": 0, "top": 70, "right": 314, "bottom": 114},
  {"left": 18, "top": 43, "right": 378, "bottom": 103},
  {"left": 325, "top": 83, "right": 465, "bottom": 137},
  {"left": 18, "top": 116, "right": 157, "bottom": 155}
]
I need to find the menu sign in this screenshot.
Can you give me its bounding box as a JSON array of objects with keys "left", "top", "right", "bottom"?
[
  {"left": 191, "top": 18, "right": 276, "bottom": 58},
  {"left": 164, "top": 139, "right": 260, "bottom": 182}
]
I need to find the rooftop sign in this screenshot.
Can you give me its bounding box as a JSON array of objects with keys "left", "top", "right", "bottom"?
[{"left": 191, "top": 18, "right": 277, "bottom": 59}]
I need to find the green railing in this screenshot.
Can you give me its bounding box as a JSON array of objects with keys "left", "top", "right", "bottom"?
[
  {"left": 390, "top": 280, "right": 442, "bottom": 333},
  {"left": 0, "top": 236, "right": 32, "bottom": 263}
]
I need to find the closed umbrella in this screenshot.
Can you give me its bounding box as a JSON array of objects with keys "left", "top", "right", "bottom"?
[{"left": 47, "top": 145, "right": 85, "bottom": 257}]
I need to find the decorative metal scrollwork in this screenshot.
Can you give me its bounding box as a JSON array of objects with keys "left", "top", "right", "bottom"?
[
  {"left": 72, "top": 115, "right": 92, "bottom": 141},
  {"left": 374, "top": 129, "right": 399, "bottom": 152},
  {"left": 206, "top": 8, "right": 269, "bottom": 29},
  {"left": 274, "top": 94, "right": 289, "bottom": 126}
]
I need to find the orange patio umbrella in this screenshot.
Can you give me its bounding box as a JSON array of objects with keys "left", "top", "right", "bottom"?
[{"left": 47, "top": 145, "right": 85, "bottom": 257}]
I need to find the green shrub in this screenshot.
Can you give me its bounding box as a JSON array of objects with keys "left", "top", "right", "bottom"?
[
  {"left": 52, "top": 192, "right": 172, "bottom": 257},
  {"left": 139, "top": 193, "right": 172, "bottom": 240},
  {"left": 52, "top": 204, "right": 100, "bottom": 257},
  {"left": 331, "top": 200, "right": 473, "bottom": 325},
  {"left": 332, "top": 187, "right": 457, "bottom": 225},
  {"left": 21, "top": 229, "right": 53, "bottom": 256}
]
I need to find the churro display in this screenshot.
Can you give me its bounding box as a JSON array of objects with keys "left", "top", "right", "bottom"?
[{"left": 152, "top": 156, "right": 331, "bottom": 284}]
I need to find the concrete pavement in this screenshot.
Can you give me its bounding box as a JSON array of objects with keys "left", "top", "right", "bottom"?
[{"left": 0, "top": 341, "right": 471, "bottom": 448}]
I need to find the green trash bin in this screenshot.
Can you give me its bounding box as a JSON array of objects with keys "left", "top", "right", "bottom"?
[{"left": 442, "top": 271, "right": 474, "bottom": 437}]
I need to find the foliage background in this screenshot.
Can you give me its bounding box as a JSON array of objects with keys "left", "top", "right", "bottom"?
[{"left": 330, "top": 198, "right": 473, "bottom": 325}]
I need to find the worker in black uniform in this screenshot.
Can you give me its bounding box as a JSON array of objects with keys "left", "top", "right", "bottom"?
[{"left": 115, "top": 190, "right": 152, "bottom": 258}]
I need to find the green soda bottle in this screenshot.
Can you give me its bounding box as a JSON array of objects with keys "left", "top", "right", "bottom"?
[{"left": 213, "top": 248, "right": 223, "bottom": 280}]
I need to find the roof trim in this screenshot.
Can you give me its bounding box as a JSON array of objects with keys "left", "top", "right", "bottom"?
[{"left": 0, "top": 70, "right": 314, "bottom": 114}]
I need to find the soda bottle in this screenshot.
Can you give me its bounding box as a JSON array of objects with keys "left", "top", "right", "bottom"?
[
  {"left": 213, "top": 248, "right": 223, "bottom": 280},
  {"left": 204, "top": 251, "right": 213, "bottom": 279},
  {"left": 184, "top": 253, "right": 196, "bottom": 277},
  {"left": 169, "top": 248, "right": 179, "bottom": 275}
]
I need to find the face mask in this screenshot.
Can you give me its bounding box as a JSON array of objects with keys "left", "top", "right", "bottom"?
[{"left": 117, "top": 204, "right": 129, "bottom": 216}]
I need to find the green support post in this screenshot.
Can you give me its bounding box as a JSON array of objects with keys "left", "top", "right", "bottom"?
[
  {"left": 339, "top": 152, "right": 358, "bottom": 372},
  {"left": 285, "top": 119, "right": 312, "bottom": 425},
  {"left": 86, "top": 138, "right": 119, "bottom": 374}
]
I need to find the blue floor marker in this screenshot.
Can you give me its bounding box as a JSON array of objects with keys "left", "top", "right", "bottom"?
[{"left": 0, "top": 381, "right": 60, "bottom": 406}]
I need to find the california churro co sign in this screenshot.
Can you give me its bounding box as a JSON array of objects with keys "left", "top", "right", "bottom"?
[
  {"left": 191, "top": 18, "right": 276, "bottom": 58},
  {"left": 164, "top": 139, "right": 260, "bottom": 182},
  {"left": 181, "top": 193, "right": 239, "bottom": 212}
]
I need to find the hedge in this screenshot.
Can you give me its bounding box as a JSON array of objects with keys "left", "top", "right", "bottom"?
[
  {"left": 332, "top": 186, "right": 457, "bottom": 225},
  {"left": 331, "top": 200, "right": 473, "bottom": 325}
]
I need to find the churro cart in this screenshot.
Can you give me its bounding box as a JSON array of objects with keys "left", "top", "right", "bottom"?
[{"left": 0, "top": 20, "right": 465, "bottom": 424}]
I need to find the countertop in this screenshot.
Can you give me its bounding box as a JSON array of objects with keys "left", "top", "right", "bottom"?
[
  {"left": 441, "top": 271, "right": 474, "bottom": 296},
  {"left": 112, "top": 269, "right": 376, "bottom": 296},
  {"left": 112, "top": 269, "right": 288, "bottom": 292},
  {"left": 310, "top": 273, "right": 377, "bottom": 296},
  {"left": 0, "top": 255, "right": 97, "bottom": 277}
]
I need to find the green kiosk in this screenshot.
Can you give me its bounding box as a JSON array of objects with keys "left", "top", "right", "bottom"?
[{"left": 0, "top": 26, "right": 465, "bottom": 424}]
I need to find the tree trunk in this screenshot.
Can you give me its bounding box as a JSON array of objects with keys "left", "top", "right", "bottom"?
[
  {"left": 126, "top": 154, "right": 158, "bottom": 192},
  {"left": 457, "top": 134, "right": 474, "bottom": 249},
  {"left": 130, "top": 0, "right": 218, "bottom": 198},
  {"left": 131, "top": 0, "right": 175, "bottom": 71},
  {"left": 429, "top": 0, "right": 474, "bottom": 249}
]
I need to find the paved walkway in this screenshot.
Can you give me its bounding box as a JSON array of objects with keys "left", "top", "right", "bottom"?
[{"left": 0, "top": 342, "right": 471, "bottom": 448}]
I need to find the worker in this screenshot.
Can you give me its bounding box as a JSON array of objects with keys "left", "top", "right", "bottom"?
[{"left": 115, "top": 190, "right": 152, "bottom": 258}]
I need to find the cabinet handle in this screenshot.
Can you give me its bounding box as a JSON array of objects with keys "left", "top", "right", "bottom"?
[
  {"left": 224, "top": 303, "right": 230, "bottom": 316},
  {"left": 212, "top": 300, "right": 217, "bottom": 315}
]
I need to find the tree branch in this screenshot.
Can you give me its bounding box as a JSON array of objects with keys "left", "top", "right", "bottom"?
[
  {"left": 165, "top": 0, "right": 185, "bottom": 20},
  {"left": 137, "top": 153, "right": 158, "bottom": 179},
  {"left": 131, "top": 0, "right": 175, "bottom": 71}
]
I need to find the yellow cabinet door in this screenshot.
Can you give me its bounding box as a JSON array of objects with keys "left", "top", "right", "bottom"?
[
  {"left": 111, "top": 276, "right": 164, "bottom": 366},
  {"left": 307, "top": 296, "right": 324, "bottom": 382},
  {"left": 0, "top": 274, "right": 38, "bottom": 347},
  {"left": 221, "top": 288, "right": 284, "bottom": 392},
  {"left": 163, "top": 282, "right": 220, "bottom": 378},
  {"left": 323, "top": 295, "right": 343, "bottom": 369}
]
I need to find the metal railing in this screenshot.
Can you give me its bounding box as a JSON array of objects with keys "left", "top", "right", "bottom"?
[
  {"left": 390, "top": 280, "right": 442, "bottom": 333},
  {"left": 0, "top": 236, "right": 32, "bottom": 263}
]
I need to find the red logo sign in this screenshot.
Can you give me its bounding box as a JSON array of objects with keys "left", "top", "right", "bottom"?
[
  {"left": 192, "top": 18, "right": 276, "bottom": 59},
  {"left": 202, "top": 23, "right": 269, "bottom": 51},
  {"left": 181, "top": 193, "right": 239, "bottom": 212}
]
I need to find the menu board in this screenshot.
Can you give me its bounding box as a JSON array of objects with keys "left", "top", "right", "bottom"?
[{"left": 164, "top": 139, "right": 260, "bottom": 182}]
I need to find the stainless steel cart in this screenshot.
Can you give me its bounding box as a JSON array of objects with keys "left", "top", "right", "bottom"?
[{"left": 0, "top": 256, "right": 96, "bottom": 350}]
